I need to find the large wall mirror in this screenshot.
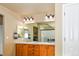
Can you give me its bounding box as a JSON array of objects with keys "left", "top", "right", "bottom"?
[{"left": 17, "top": 21, "right": 55, "bottom": 42}]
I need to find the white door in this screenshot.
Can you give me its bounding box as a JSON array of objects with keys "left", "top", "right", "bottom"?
[{"left": 64, "top": 4, "right": 79, "bottom": 56}]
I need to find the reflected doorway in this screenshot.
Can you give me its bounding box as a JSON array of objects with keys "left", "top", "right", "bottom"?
[{"left": 0, "top": 15, "right": 4, "bottom": 56}]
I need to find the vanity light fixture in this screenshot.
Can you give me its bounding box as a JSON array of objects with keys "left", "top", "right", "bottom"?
[
  {"left": 29, "top": 16, "right": 34, "bottom": 21},
  {"left": 45, "top": 14, "right": 50, "bottom": 20},
  {"left": 23, "top": 17, "right": 27, "bottom": 21},
  {"left": 50, "top": 14, "right": 54, "bottom": 19},
  {"left": 26, "top": 17, "right": 29, "bottom": 21},
  {"left": 45, "top": 14, "right": 54, "bottom": 20},
  {"left": 23, "top": 16, "right": 34, "bottom": 22}
]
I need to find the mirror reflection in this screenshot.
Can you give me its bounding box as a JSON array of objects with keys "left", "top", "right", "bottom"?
[{"left": 17, "top": 21, "right": 55, "bottom": 42}]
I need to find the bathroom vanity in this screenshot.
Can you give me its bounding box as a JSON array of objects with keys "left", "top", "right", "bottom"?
[
  {"left": 16, "top": 20, "right": 55, "bottom": 56},
  {"left": 15, "top": 42, "right": 55, "bottom": 56}
]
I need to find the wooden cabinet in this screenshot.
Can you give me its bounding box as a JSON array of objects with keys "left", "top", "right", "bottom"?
[
  {"left": 16, "top": 44, "right": 28, "bottom": 56},
  {"left": 16, "top": 44, "right": 55, "bottom": 56},
  {"left": 33, "top": 45, "right": 40, "bottom": 56},
  {"left": 47, "top": 45, "right": 55, "bottom": 56},
  {"left": 28, "top": 44, "right": 34, "bottom": 56},
  {"left": 40, "top": 45, "right": 48, "bottom": 56},
  {"left": 22, "top": 44, "right": 28, "bottom": 56},
  {"left": 16, "top": 44, "right": 22, "bottom": 56},
  {"left": 28, "top": 44, "right": 40, "bottom": 56},
  {"left": 40, "top": 45, "right": 55, "bottom": 56}
]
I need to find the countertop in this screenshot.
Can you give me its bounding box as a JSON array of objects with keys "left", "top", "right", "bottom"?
[{"left": 15, "top": 42, "right": 55, "bottom": 45}]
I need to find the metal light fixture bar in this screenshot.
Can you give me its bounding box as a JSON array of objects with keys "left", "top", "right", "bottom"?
[
  {"left": 45, "top": 14, "right": 54, "bottom": 20},
  {"left": 24, "top": 16, "right": 34, "bottom": 22}
]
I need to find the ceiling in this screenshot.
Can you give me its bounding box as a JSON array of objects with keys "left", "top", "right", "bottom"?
[{"left": 0, "top": 3, "right": 55, "bottom": 16}]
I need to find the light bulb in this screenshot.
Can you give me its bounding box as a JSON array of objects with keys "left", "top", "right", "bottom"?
[
  {"left": 27, "top": 18, "right": 29, "bottom": 21},
  {"left": 50, "top": 14, "right": 53, "bottom": 19},
  {"left": 50, "top": 15, "right": 53, "bottom": 19},
  {"left": 23, "top": 19, "right": 26, "bottom": 22},
  {"left": 45, "top": 15, "right": 48, "bottom": 20},
  {"left": 30, "top": 17, "right": 33, "bottom": 21}
]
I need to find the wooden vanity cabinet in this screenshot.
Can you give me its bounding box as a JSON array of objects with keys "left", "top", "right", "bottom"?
[
  {"left": 16, "top": 44, "right": 22, "bottom": 56},
  {"left": 47, "top": 45, "right": 55, "bottom": 56},
  {"left": 16, "top": 44, "right": 55, "bottom": 56},
  {"left": 33, "top": 45, "right": 40, "bottom": 56},
  {"left": 16, "top": 44, "right": 28, "bottom": 56},
  {"left": 22, "top": 44, "right": 28, "bottom": 56},
  {"left": 28, "top": 44, "right": 40, "bottom": 56},
  {"left": 40, "top": 45, "right": 48, "bottom": 56},
  {"left": 40, "top": 45, "right": 55, "bottom": 56},
  {"left": 27, "top": 44, "right": 34, "bottom": 56}
]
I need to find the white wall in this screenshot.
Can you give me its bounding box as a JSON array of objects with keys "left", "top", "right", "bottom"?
[{"left": 55, "top": 4, "right": 63, "bottom": 56}]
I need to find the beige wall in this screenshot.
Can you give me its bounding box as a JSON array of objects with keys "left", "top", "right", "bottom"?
[
  {"left": 55, "top": 4, "right": 63, "bottom": 56},
  {"left": 0, "top": 5, "right": 19, "bottom": 56}
]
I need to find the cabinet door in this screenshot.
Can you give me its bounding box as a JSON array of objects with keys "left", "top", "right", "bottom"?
[
  {"left": 47, "top": 45, "right": 55, "bottom": 56},
  {"left": 33, "top": 45, "right": 40, "bottom": 56},
  {"left": 28, "top": 44, "right": 34, "bottom": 56},
  {"left": 40, "top": 45, "right": 48, "bottom": 56},
  {"left": 22, "top": 44, "right": 28, "bottom": 56},
  {"left": 16, "top": 44, "right": 22, "bottom": 56}
]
